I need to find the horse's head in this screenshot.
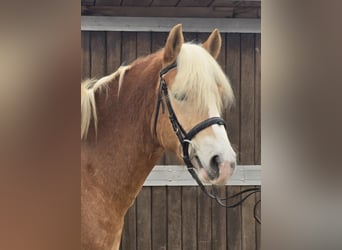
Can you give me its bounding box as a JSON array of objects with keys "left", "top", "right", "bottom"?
[{"left": 156, "top": 24, "right": 236, "bottom": 185}]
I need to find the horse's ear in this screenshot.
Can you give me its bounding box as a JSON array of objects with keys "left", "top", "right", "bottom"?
[
  {"left": 164, "top": 24, "right": 184, "bottom": 64},
  {"left": 202, "top": 29, "right": 222, "bottom": 59}
]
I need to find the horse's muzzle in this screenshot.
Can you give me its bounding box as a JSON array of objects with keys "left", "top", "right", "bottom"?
[{"left": 199, "top": 156, "right": 235, "bottom": 185}]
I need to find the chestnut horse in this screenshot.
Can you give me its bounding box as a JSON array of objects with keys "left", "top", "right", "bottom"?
[{"left": 81, "top": 24, "right": 236, "bottom": 250}]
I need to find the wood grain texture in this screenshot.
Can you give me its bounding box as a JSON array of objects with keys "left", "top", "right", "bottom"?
[
  {"left": 177, "top": 0, "right": 212, "bottom": 7},
  {"left": 82, "top": 16, "right": 260, "bottom": 33},
  {"left": 226, "top": 33, "right": 241, "bottom": 163},
  {"left": 255, "top": 187, "right": 261, "bottom": 250},
  {"left": 121, "top": 202, "right": 137, "bottom": 250},
  {"left": 90, "top": 31, "right": 106, "bottom": 78},
  {"left": 122, "top": 0, "right": 153, "bottom": 6},
  {"left": 122, "top": 32, "right": 137, "bottom": 64},
  {"left": 81, "top": 31, "right": 90, "bottom": 79},
  {"left": 241, "top": 186, "right": 256, "bottom": 250},
  {"left": 182, "top": 187, "right": 197, "bottom": 250},
  {"left": 234, "top": 7, "right": 259, "bottom": 18},
  {"left": 106, "top": 31, "right": 121, "bottom": 74},
  {"left": 211, "top": 186, "right": 227, "bottom": 250},
  {"left": 197, "top": 188, "right": 212, "bottom": 250},
  {"left": 82, "top": 6, "right": 234, "bottom": 18},
  {"left": 167, "top": 186, "right": 182, "bottom": 250},
  {"left": 136, "top": 187, "right": 151, "bottom": 250},
  {"left": 254, "top": 34, "right": 261, "bottom": 165},
  {"left": 82, "top": 0, "right": 95, "bottom": 6},
  {"left": 151, "top": 0, "right": 179, "bottom": 6},
  {"left": 240, "top": 34, "right": 255, "bottom": 165},
  {"left": 95, "top": 0, "right": 121, "bottom": 6},
  {"left": 137, "top": 32, "right": 152, "bottom": 57},
  {"left": 227, "top": 186, "right": 242, "bottom": 250},
  {"left": 151, "top": 187, "right": 167, "bottom": 250},
  {"left": 183, "top": 31, "right": 198, "bottom": 44},
  {"left": 212, "top": 0, "right": 261, "bottom": 7}
]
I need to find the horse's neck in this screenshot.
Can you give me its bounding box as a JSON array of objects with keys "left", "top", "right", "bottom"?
[{"left": 83, "top": 57, "right": 163, "bottom": 212}]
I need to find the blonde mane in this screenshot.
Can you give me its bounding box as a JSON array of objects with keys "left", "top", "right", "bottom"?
[
  {"left": 81, "top": 65, "right": 131, "bottom": 140},
  {"left": 171, "top": 43, "right": 234, "bottom": 114},
  {"left": 81, "top": 43, "right": 234, "bottom": 140}
]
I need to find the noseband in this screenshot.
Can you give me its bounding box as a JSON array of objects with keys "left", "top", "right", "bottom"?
[{"left": 154, "top": 62, "right": 261, "bottom": 224}]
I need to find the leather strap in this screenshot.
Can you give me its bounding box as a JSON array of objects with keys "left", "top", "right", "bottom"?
[{"left": 153, "top": 63, "right": 261, "bottom": 224}]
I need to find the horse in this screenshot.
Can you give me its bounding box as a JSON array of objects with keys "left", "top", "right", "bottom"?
[{"left": 81, "top": 24, "right": 236, "bottom": 250}]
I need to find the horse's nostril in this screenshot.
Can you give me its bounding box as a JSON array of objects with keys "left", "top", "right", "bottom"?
[
  {"left": 231, "top": 162, "right": 236, "bottom": 170},
  {"left": 209, "top": 155, "right": 220, "bottom": 179}
]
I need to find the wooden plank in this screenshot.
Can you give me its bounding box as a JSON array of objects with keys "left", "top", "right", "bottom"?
[
  {"left": 95, "top": 0, "right": 121, "bottom": 6},
  {"left": 136, "top": 187, "right": 151, "bottom": 250},
  {"left": 90, "top": 31, "right": 106, "bottom": 78},
  {"left": 136, "top": 32, "right": 152, "bottom": 57},
  {"left": 167, "top": 186, "right": 182, "bottom": 250},
  {"left": 197, "top": 188, "right": 212, "bottom": 250},
  {"left": 240, "top": 34, "right": 255, "bottom": 165},
  {"left": 211, "top": 186, "right": 227, "bottom": 250},
  {"left": 106, "top": 31, "right": 121, "bottom": 74},
  {"left": 254, "top": 34, "right": 261, "bottom": 165},
  {"left": 255, "top": 187, "right": 261, "bottom": 250},
  {"left": 121, "top": 32, "right": 137, "bottom": 64},
  {"left": 177, "top": 0, "right": 213, "bottom": 7},
  {"left": 241, "top": 186, "right": 256, "bottom": 250},
  {"left": 212, "top": 0, "right": 261, "bottom": 7},
  {"left": 82, "top": 0, "right": 95, "bottom": 6},
  {"left": 81, "top": 16, "right": 261, "bottom": 33},
  {"left": 82, "top": 6, "right": 234, "bottom": 18},
  {"left": 122, "top": 0, "right": 152, "bottom": 6},
  {"left": 182, "top": 187, "right": 197, "bottom": 250},
  {"left": 144, "top": 165, "right": 262, "bottom": 186},
  {"left": 183, "top": 31, "right": 198, "bottom": 44},
  {"left": 151, "top": 0, "right": 181, "bottom": 6},
  {"left": 197, "top": 32, "right": 209, "bottom": 45},
  {"left": 226, "top": 33, "right": 241, "bottom": 163},
  {"left": 234, "top": 7, "right": 259, "bottom": 18},
  {"left": 151, "top": 187, "right": 167, "bottom": 250},
  {"left": 151, "top": 31, "right": 167, "bottom": 51},
  {"left": 81, "top": 31, "right": 91, "bottom": 79},
  {"left": 121, "top": 202, "right": 137, "bottom": 250},
  {"left": 227, "top": 186, "right": 242, "bottom": 250}
]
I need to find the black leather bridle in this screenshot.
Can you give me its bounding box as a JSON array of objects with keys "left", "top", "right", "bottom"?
[{"left": 154, "top": 62, "right": 261, "bottom": 224}]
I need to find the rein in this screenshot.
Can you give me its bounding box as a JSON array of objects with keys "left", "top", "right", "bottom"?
[{"left": 154, "top": 62, "right": 261, "bottom": 224}]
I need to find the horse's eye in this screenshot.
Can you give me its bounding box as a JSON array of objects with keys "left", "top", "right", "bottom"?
[{"left": 173, "top": 93, "right": 187, "bottom": 102}]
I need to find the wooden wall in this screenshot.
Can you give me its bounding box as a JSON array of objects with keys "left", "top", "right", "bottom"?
[
  {"left": 81, "top": 0, "right": 261, "bottom": 18},
  {"left": 81, "top": 31, "right": 261, "bottom": 250}
]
